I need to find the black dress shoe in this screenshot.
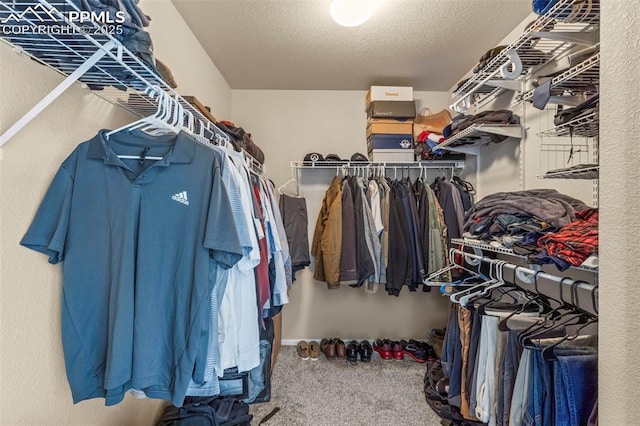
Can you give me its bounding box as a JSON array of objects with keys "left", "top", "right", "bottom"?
[
  {"left": 359, "top": 340, "right": 373, "bottom": 362},
  {"left": 346, "top": 340, "right": 359, "bottom": 363}
]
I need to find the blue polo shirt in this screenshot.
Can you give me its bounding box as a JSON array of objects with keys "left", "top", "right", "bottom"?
[{"left": 20, "top": 130, "right": 243, "bottom": 406}]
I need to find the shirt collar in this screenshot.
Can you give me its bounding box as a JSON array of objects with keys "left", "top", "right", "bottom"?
[{"left": 87, "top": 129, "right": 195, "bottom": 165}]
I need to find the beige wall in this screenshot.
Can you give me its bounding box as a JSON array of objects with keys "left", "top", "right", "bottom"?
[
  {"left": 0, "top": 1, "right": 231, "bottom": 424},
  {"left": 141, "top": 0, "right": 232, "bottom": 119},
  {"left": 231, "top": 90, "right": 468, "bottom": 341},
  {"left": 599, "top": 1, "right": 640, "bottom": 423}
]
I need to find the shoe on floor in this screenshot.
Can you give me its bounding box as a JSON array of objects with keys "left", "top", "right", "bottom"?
[
  {"left": 346, "top": 340, "right": 359, "bottom": 363},
  {"left": 320, "top": 338, "right": 336, "bottom": 359},
  {"left": 391, "top": 341, "right": 404, "bottom": 360},
  {"left": 296, "top": 340, "right": 309, "bottom": 360},
  {"left": 335, "top": 338, "right": 346, "bottom": 359},
  {"left": 309, "top": 341, "right": 320, "bottom": 360},
  {"left": 403, "top": 342, "right": 428, "bottom": 363},
  {"left": 359, "top": 340, "right": 373, "bottom": 362},
  {"left": 373, "top": 339, "right": 393, "bottom": 360}
]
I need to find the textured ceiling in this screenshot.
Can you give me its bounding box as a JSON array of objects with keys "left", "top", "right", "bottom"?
[{"left": 171, "top": 0, "right": 532, "bottom": 91}]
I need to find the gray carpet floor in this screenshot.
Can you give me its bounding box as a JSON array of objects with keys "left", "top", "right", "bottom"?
[{"left": 249, "top": 346, "right": 443, "bottom": 426}]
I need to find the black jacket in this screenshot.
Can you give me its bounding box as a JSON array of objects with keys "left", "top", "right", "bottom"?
[{"left": 339, "top": 179, "right": 358, "bottom": 285}]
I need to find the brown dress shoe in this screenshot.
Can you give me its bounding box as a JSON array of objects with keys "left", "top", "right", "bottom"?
[
  {"left": 320, "top": 338, "right": 336, "bottom": 359},
  {"left": 334, "top": 338, "right": 346, "bottom": 359}
]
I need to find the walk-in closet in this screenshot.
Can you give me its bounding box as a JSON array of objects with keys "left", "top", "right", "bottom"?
[{"left": 0, "top": 0, "right": 637, "bottom": 425}]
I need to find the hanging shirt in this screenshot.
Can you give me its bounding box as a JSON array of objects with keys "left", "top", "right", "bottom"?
[
  {"left": 368, "top": 179, "right": 384, "bottom": 235},
  {"left": 188, "top": 149, "right": 260, "bottom": 395},
  {"left": 260, "top": 178, "right": 289, "bottom": 309},
  {"left": 20, "top": 130, "right": 243, "bottom": 407},
  {"left": 217, "top": 155, "right": 262, "bottom": 376}
]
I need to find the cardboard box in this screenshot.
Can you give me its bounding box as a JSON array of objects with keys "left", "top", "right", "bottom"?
[
  {"left": 367, "top": 133, "right": 414, "bottom": 150},
  {"left": 367, "top": 121, "right": 414, "bottom": 137},
  {"left": 366, "top": 86, "right": 413, "bottom": 106},
  {"left": 183, "top": 96, "right": 218, "bottom": 123},
  {"left": 368, "top": 149, "right": 415, "bottom": 162},
  {"left": 367, "top": 101, "right": 416, "bottom": 119}
]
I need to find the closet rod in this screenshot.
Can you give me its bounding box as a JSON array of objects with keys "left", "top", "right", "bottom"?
[
  {"left": 290, "top": 160, "right": 465, "bottom": 170},
  {"left": 449, "top": 248, "right": 598, "bottom": 316}
]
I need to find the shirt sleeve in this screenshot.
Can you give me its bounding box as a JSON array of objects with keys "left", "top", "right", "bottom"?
[
  {"left": 203, "top": 164, "right": 244, "bottom": 269},
  {"left": 20, "top": 166, "right": 74, "bottom": 264}
]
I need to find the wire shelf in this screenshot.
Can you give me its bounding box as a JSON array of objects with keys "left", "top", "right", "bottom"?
[
  {"left": 518, "top": 50, "right": 599, "bottom": 104},
  {"left": 451, "top": 0, "right": 599, "bottom": 109},
  {"left": 539, "top": 164, "right": 598, "bottom": 179},
  {"left": 451, "top": 238, "right": 598, "bottom": 273},
  {"left": 437, "top": 124, "right": 523, "bottom": 155},
  {"left": 290, "top": 160, "right": 466, "bottom": 170},
  {"left": 0, "top": 0, "right": 263, "bottom": 173},
  {"left": 537, "top": 110, "right": 599, "bottom": 138},
  {"left": 539, "top": 141, "right": 592, "bottom": 176}
]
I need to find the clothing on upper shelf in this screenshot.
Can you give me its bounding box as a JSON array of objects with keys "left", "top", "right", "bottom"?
[
  {"left": 537, "top": 208, "right": 598, "bottom": 268},
  {"left": 464, "top": 189, "right": 589, "bottom": 237},
  {"left": 20, "top": 129, "right": 290, "bottom": 407},
  {"left": 312, "top": 174, "right": 474, "bottom": 295},
  {"left": 461, "top": 190, "right": 596, "bottom": 271}
]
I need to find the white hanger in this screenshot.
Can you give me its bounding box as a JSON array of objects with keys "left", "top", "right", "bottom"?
[
  {"left": 278, "top": 167, "right": 301, "bottom": 197},
  {"left": 105, "top": 87, "right": 180, "bottom": 161},
  {"left": 456, "top": 260, "right": 508, "bottom": 307}
]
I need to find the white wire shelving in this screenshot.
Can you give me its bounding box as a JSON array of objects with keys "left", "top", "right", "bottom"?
[
  {"left": 516, "top": 50, "right": 599, "bottom": 105},
  {"left": 436, "top": 124, "right": 524, "bottom": 156},
  {"left": 0, "top": 0, "right": 263, "bottom": 173},
  {"left": 452, "top": 238, "right": 598, "bottom": 273},
  {"left": 536, "top": 110, "right": 599, "bottom": 138},
  {"left": 450, "top": 0, "right": 599, "bottom": 112},
  {"left": 539, "top": 164, "right": 598, "bottom": 180},
  {"left": 290, "top": 160, "right": 466, "bottom": 170}
]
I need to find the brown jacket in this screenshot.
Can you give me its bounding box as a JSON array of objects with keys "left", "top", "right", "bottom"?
[{"left": 311, "top": 176, "right": 343, "bottom": 288}]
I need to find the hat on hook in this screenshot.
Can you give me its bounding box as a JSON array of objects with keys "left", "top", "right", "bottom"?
[
  {"left": 350, "top": 152, "right": 368, "bottom": 162},
  {"left": 303, "top": 152, "right": 324, "bottom": 164}
]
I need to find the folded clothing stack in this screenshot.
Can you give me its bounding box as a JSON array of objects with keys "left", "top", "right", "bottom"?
[
  {"left": 443, "top": 110, "right": 520, "bottom": 144},
  {"left": 462, "top": 189, "right": 597, "bottom": 270},
  {"left": 216, "top": 121, "right": 265, "bottom": 164}
]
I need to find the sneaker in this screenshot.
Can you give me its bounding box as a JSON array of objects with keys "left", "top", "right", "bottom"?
[
  {"left": 391, "top": 341, "right": 404, "bottom": 360},
  {"left": 402, "top": 342, "right": 428, "bottom": 363},
  {"left": 373, "top": 339, "right": 393, "bottom": 360}
]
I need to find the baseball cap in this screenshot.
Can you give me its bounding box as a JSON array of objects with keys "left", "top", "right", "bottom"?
[
  {"left": 303, "top": 152, "right": 324, "bottom": 163},
  {"left": 350, "top": 152, "right": 368, "bottom": 162}
]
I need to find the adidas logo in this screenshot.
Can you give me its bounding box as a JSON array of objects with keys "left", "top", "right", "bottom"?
[{"left": 171, "top": 191, "right": 189, "bottom": 205}]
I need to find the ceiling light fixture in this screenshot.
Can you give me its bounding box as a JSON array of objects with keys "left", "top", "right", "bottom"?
[{"left": 330, "top": 0, "right": 381, "bottom": 27}]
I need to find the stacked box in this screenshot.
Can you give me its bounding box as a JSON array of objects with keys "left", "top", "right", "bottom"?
[{"left": 365, "top": 87, "right": 415, "bottom": 161}]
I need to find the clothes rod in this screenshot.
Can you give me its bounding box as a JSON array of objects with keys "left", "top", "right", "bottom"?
[
  {"left": 450, "top": 248, "right": 598, "bottom": 316},
  {"left": 290, "top": 160, "right": 465, "bottom": 169}
]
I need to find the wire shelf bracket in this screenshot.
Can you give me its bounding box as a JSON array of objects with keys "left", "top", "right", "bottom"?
[{"left": 0, "top": 40, "right": 116, "bottom": 148}]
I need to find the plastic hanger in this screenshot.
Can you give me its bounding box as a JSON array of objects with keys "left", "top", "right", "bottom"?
[
  {"left": 278, "top": 169, "right": 301, "bottom": 197},
  {"left": 453, "top": 260, "right": 506, "bottom": 306}
]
